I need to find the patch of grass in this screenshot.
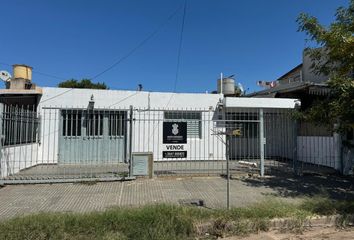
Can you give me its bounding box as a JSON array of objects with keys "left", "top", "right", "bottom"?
[
  {"left": 300, "top": 197, "right": 354, "bottom": 216},
  {"left": 229, "top": 199, "right": 306, "bottom": 219},
  {"left": 75, "top": 180, "right": 99, "bottom": 186},
  {"left": 0, "top": 198, "right": 353, "bottom": 240},
  {"left": 116, "top": 172, "right": 129, "bottom": 178},
  {"left": 217, "top": 199, "right": 311, "bottom": 236},
  {"left": 0, "top": 205, "right": 204, "bottom": 240}
]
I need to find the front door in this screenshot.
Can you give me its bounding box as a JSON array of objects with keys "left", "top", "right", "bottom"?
[{"left": 59, "top": 109, "right": 126, "bottom": 164}]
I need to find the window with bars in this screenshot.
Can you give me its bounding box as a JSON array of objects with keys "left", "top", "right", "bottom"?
[
  {"left": 62, "top": 110, "right": 82, "bottom": 137},
  {"left": 108, "top": 111, "right": 125, "bottom": 137},
  {"left": 2, "top": 106, "right": 39, "bottom": 146},
  {"left": 85, "top": 111, "right": 103, "bottom": 136},
  {"left": 164, "top": 111, "right": 202, "bottom": 139}
]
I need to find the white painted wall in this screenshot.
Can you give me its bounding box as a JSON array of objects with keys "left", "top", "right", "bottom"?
[
  {"left": 37, "top": 109, "right": 60, "bottom": 165},
  {"left": 224, "top": 97, "right": 300, "bottom": 109},
  {"left": 37, "top": 88, "right": 226, "bottom": 163},
  {"left": 297, "top": 136, "right": 339, "bottom": 169},
  {"left": 132, "top": 110, "right": 226, "bottom": 161},
  {"left": 40, "top": 87, "right": 223, "bottom": 109},
  {"left": 0, "top": 144, "right": 38, "bottom": 178}
]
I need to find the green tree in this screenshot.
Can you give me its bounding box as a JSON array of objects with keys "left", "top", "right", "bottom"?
[
  {"left": 58, "top": 79, "right": 108, "bottom": 89},
  {"left": 297, "top": 0, "right": 354, "bottom": 131}
]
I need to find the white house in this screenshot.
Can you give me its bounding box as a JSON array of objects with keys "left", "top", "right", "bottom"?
[{"left": 0, "top": 64, "right": 301, "bottom": 182}]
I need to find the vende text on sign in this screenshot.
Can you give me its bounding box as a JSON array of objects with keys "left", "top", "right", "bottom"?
[
  {"left": 164, "top": 145, "right": 185, "bottom": 150},
  {"left": 162, "top": 151, "right": 187, "bottom": 158}
]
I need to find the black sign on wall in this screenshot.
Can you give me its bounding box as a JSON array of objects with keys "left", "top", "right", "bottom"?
[
  {"left": 162, "top": 151, "right": 187, "bottom": 158},
  {"left": 163, "top": 122, "right": 187, "bottom": 144}
]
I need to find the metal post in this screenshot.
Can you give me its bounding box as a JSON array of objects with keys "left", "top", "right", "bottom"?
[
  {"left": 293, "top": 118, "right": 299, "bottom": 175},
  {"left": 0, "top": 103, "right": 3, "bottom": 185},
  {"left": 333, "top": 123, "right": 342, "bottom": 172},
  {"left": 220, "top": 72, "right": 223, "bottom": 94},
  {"left": 259, "top": 108, "right": 265, "bottom": 177},
  {"left": 226, "top": 136, "right": 230, "bottom": 210},
  {"left": 128, "top": 105, "right": 134, "bottom": 177},
  {"left": 222, "top": 102, "right": 230, "bottom": 210}
]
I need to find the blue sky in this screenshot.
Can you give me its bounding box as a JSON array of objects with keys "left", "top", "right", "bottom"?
[{"left": 0, "top": 0, "right": 348, "bottom": 93}]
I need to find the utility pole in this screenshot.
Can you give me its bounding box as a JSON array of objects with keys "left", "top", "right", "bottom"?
[
  {"left": 220, "top": 72, "right": 223, "bottom": 94},
  {"left": 129, "top": 105, "right": 134, "bottom": 177},
  {"left": 221, "top": 101, "right": 230, "bottom": 210}
]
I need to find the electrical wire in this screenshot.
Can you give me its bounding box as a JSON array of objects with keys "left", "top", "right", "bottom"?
[
  {"left": 0, "top": 62, "right": 11, "bottom": 67},
  {"left": 108, "top": 91, "right": 140, "bottom": 107},
  {"left": 164, "top": 0, "right": 187, "bottom": 109},
  {"left": 39, "top": 88, "right": 75, "bottom": 104},
  {"left": 1, "top": 2, "right": 184, "bottom": 104},
  {"left": 173, "top": 0, "right": 187, "bottom": 92},
  {"left": 143, "top": 0, "right": 188, "bottom": 145},
  {"left": 0, "top": 61, "right": 76, "bottom": 104},
  {"left": 31, "top": 71, "right": 65, "bottom": 80},
  {"left": 91, "top": 3, "right": 184, "bottom": 80},
  {"left": 0, "top": 62, "right": 66, "bottom": 80}
]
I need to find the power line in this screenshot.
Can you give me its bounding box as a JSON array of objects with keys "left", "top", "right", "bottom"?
[
  {"left": 0, "top": 62, "right": 11, "bottom": 67},
  {"left": 173, "top": 0, "right": 187, "bottom": 92},
  {"left": 1, "top": 3, "right": 184, "bottom": 104},
  {"left": 163, "top": 0, "right": 188, "bottom": 109},
  {"left": 91, "top": 4, "right": 184, "bottom": 80},
  {"left": 108, "top": 91, "right": 139, "bottom": 107},
  {"left": 39, "top": 88, "right": 74, "bottom": 104},
  {"left": 0, "top": 61, "right": 75, "bottom": 104},
  {"left": 44, "top": 4, "right": 183, "bottom": 105},
  {"left": 31, "top": 71, "right": 65, "bottom": 80}
]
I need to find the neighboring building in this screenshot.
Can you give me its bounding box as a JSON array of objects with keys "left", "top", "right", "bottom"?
[{"left": 248, "top": 50, "right": 353, "bottom": 174}]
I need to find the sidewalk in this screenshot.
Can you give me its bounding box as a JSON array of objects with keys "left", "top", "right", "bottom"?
[{"left": 0, "top": 177, "right": 295, "bottom": 220}]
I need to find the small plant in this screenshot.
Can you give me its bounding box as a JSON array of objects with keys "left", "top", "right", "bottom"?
[
  {"left": 75, "top": 180, "right": 98, "bottom": 185},
  {"left": 336, "top": 214, "right": 354, "bottom": 228}
]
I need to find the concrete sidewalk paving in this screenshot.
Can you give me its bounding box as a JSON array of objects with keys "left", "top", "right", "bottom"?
[{"left": 0, "top": 177, "right": 297, "bottom": 220}]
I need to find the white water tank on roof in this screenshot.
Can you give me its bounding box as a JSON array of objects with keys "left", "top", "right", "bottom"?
[{"left": 217, "top": 77, "right": 235, "bottom": 95}]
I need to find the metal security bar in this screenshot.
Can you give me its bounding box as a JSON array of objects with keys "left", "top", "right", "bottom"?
[
  {"left": 130, "top": 107, "right": 299, "bottom": 177},
  {"left": 0, "top": 105, "right": 132, "bottom": 184},
  {"left": 0, "top": 103, "right": 344, "bottom": 184}
]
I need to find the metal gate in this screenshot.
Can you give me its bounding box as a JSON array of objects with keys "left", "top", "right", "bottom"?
[
  {"left": 59, "top": 109, "right": 126, "bottom": 164},
  {"left": 130, "top": 107, "right": 297, "bottom": 177},
  {"left": 0, "top": 105, "right": 131, "bottom": 184}
]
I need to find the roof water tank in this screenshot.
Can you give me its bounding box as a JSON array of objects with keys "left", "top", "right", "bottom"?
[
  {"left": 13, "top": 64, "right": 32, "bottom": 81},
  {"left": 217, "top": 77, "right": 235, "bottom": 95}
]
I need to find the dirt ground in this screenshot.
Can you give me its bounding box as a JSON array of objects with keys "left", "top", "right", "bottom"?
[{"left": 227, "top": 227, "right": 354, "bottom": 240}]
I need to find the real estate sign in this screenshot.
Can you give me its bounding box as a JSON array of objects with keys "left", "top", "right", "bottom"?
[
  {"left": 163, "top": 122, "right": 187, "bottom": 158},
  {"left": 163, "top": 122, "right": 187, "bottom": 144}
]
